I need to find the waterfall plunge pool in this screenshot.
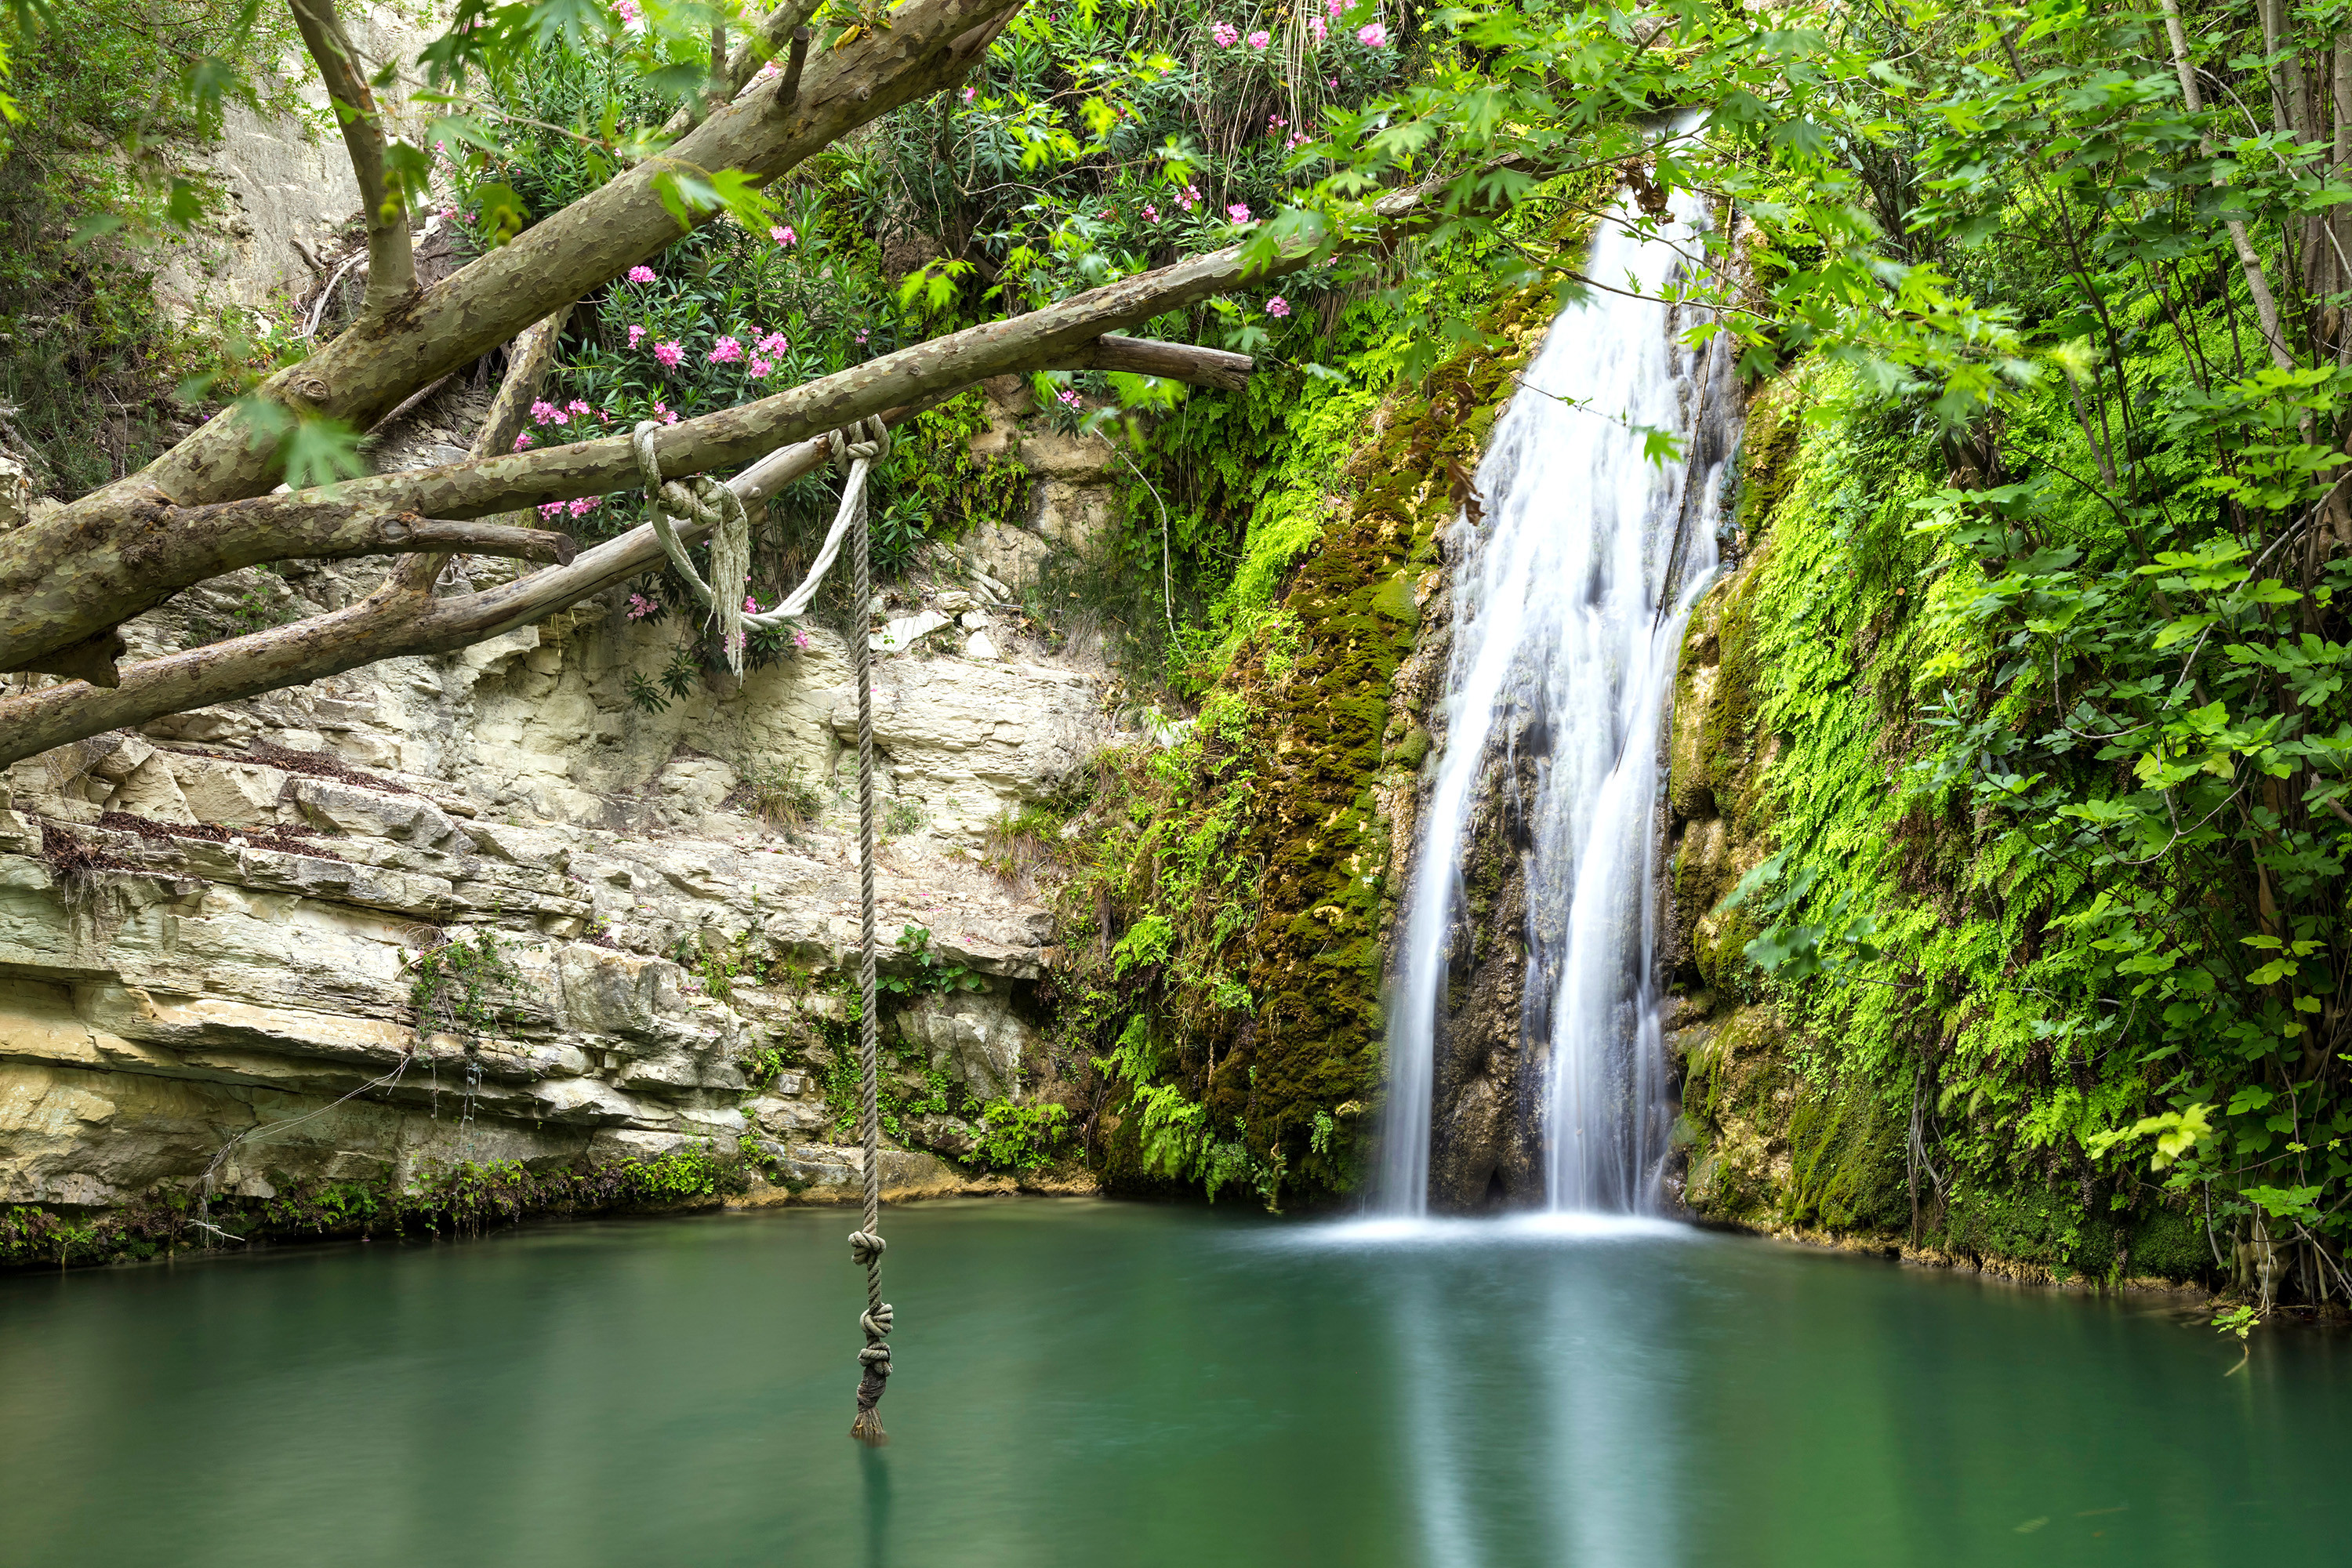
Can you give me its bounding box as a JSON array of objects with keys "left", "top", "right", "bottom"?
[{"left": 3, "top": 1200, "right": 2343, "bottom": 1566}]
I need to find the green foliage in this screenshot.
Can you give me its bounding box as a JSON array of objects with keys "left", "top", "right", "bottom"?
[
  {"left": 405, "top": 929, "right": 528, "bottom": 1040},
  {"left": 0, "top": 0, "right": 299, "bottom": 494},
  {"left": 0, "top": 1141, "right": 775, "bottom": 1270},
  {"left": 970, "top": 1099, "right": 1070, "bottom": 1171}
]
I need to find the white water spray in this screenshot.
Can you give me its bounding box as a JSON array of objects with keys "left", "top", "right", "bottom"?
[{"left": 1376, "top": 187, "right": 1735, "bottom": 1216}]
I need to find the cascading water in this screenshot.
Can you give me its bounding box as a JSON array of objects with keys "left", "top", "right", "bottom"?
[{"left": 1377, "top": 183, "right": 1740, "bottom": 1217}]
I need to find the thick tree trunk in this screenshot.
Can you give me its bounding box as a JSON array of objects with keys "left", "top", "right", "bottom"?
[{"left": 289, "top": 0, "right": 414, "bottom": 321}]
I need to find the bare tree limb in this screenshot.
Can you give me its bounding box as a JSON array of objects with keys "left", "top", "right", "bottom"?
[
  {"left": 289, "top": 0, "right": 415, "bottom": 319},
  {"left": 0, "top": 401, "right": 940, "bottom": 767},
  {"left": 2, "top": 329, "right": 1254, "bottom": 669}
]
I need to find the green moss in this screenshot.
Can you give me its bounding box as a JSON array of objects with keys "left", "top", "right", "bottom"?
[{"left": 0, "top": 1142, "right": 778, "bottom": 1272}]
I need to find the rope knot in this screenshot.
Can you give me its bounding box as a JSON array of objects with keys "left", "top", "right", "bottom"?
[
  {"left": 826, "top": 415, "right": 892, "bottom": 473},
  {"left": 861, "top": 1302, "right": 895, "bottom": 1338},
  {"left": 848, "top": 1229, "right": 887, "bottom": 1266}
]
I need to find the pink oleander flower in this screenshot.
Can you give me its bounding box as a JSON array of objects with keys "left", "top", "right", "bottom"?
[
  {"left": 709, "top": 336, "right": 744, "bottom": 365},
  {"left": 1287, "top": 132, "right": 1308, "bottom": 151},
  {"left": 1247, "top": 28, "right": 1271, "bottom": 49},
  {"left": 513, "top": 431, "right": 533, "bottom": 451},
  {"left": 627, "top": 264, "right": 656, "bottom": 284},
  {"left": 1210, "top": 21, "right": 1239, "bottom": 47},
  {"left": 792, "top": 629, "right": 812, "bottom": 649},
  {"left": 1056, "top": 387, "right": 1081, "bottom": 408},
  {"left": 1228, "top": 202, "right": 1252, "bottom": 223},
  {"left": 755, "top": 60, "right": 779, "bottom": 81},
  {"left": 1308, "top": 15, "right": 1327, "bottom": 43},
  {"left": 1269, "top": 115, "right": 1287, "bottom": 129},
  {"left": 1266, "top": 295, "right": 1290, "bottom": 318},
  {"left": 748, "top": 356, "right": 774, "bottom": 379},
  {"left": 530, "top": 399, "right": 557, "bottom": 426},
  {"left": 1358, "top": 21, "right": 1387, "bottom": 46},
  {"left": 615, "top": 0, "right": 642, "bottom": 24},
  {"left": 662, "top": 407, "right": 679, "bottom": 425},
  {"left": 771, "top": 224, "right": 797, "bottom": 247},
  {"left": 755, "top": 331, "right": 789, "bottom": 354},
  {"left": 438, "top": 205, "right": 458, "bottom": 221},
  {"left": 1328, "top": 75, "right": 1338, "bottom": 88},
  {"left": 568, "top": 496, "right": 598, "bottom": 518},
  {"left": 626, "top": 593, "right": 656, "bottom": 620},
  {"left": 567, "top": 399, "right": 590, "bottom": 416},
  {"left": 539, "top": 501, "right": 565, "bottom": 520},
  {"left": 855, "top": 328, "right": 869, "bottom": 344},
  {"left": 654, "top": 339, "right": 684, "bottom": 368},
  {"left": 743, "top": 595, "right": 761, "bottom": 613},
  {"left": 1142, "top": 203, "right": 1159, "bottom": 223},
  {"left": 628, "top": 325, "right": 646, "bottom": 349},
  {"left": 1326, "top": 0, "right": 1344, "bottom": 17},
  {"left": 960, "top": 85, "right": 975, "bottom": 103}
]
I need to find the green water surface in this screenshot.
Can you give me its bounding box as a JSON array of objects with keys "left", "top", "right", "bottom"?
[{"left": 2, "top": 1200, "right": 2343, "bottom": 1566}]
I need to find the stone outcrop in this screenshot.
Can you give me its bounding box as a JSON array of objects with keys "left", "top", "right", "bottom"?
[{"left": 3, "top": 383, "right": 1136, "bottom": 1225}]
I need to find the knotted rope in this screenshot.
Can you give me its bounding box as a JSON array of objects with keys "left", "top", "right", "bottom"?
[
  {"left": 840, "top": 423, "right": 894, "bottom": 1446},
  {"left": 629, "top": 416, "right": 891, "bottom": 671},
  {"left": 630, "top": 416, "right": 898, "bottom": 1443}
]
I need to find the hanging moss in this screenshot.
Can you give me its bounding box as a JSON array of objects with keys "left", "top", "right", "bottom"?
[{"left": 1049, "top": 176, "right": 1621, "bottom": 1207}]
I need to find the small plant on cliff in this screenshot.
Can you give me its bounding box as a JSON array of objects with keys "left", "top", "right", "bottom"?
[
  {"left": 405, "top": 930, "right": 526, "bottom": 1041},
  {"left": 971, "top": 1100, "right": 1071, "bottom": 1171}
]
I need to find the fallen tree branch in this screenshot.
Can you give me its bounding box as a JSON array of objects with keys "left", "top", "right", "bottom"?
[
  {"left": 0, "top": 399, "right": 943, "bottom": 767},
  {"left": 3, "top": 334, "right": 1247, "bottom": 666}
]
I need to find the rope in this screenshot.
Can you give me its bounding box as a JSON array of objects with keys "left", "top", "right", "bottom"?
[
  {"left": 842, "top": 424, "right": 894, "bottom": 1446},
  {"left": 628, "top": 417, "right": 898, "bottom": 1443},
  {"left": 630, "top": 418, "right": 891, "bottom": 673}
]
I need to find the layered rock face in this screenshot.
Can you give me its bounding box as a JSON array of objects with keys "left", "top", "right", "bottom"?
[{"left": 2, "top": 389, "right": 1135, "bottom": 1221}]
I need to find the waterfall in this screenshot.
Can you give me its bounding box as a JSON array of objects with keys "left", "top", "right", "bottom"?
[{"left": 1376, "top": 186, "right": 1737, "bottom": 1217}]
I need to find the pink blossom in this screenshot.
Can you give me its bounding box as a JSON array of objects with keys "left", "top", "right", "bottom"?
[
  {"left": 1227, "top": 202, "right": 1252, "bottom": 223},
  {"left": 748, "top": 356, "right": 774, "bottom": 379},
  {"left": 1287, "top": 132, "right": 1308, "bottom": 151},
  {"left": 626, "top": 593, "right": 657, "bottom": 620},
  {"left": 615, "top": 0, "right": 642, "bottom": 27},
  {"left": 755, "top": 60, "right": 780, "bottom": 81},
  {"left": 1247, "top": 29, "right": 1270, "bottom": 49},
  {"left": 438, "top": 205, "right": 458, "bottom": 221},
  {"left": 567, "top": 496, "right": 599, "bottom": 518},
  {"left": 530, "top": 399, "right": 558, "bottom": 426},
  {"left": 539, "top": 501, "right": 565, "bottom": 520},
  {"left": 1328, "top": 76, "right": 1338, "bottom": 89},
  {"left": 1143, "top": 203, "right": 1160, "bottom": 223},
  {"left": 628, "top": 325, "right": 647, "bottom": 349},
  {"left": 743, "top": 595, "right": 761, "bottom": 613},
  {"left": 662, "top": 406, "right": 678, "bottom": 426},
  {"left": 1357, "top": 21, "right": 1387, "bottom": 46},
  {"left": 654, "top": 340, "right": 684, "bottom": 368},
  {"left": 770, "top": 224, "right": 797, "bottom": 247},
  {"left": 1308, "top": 15, "right": 1327, "bottom": 43},
  {"left": 709, "top": 336, "right": 744, "bottom": 365},
  {"left": 1326, "top": 0, "right": 1344, "bottom": 16},
  {"left": 855, "top": 328, "right": 869, "bottom": 345},
  {"left": 513, "top": 431, "right": 533, "bottom": 452},
  {"left": 627, "top": 265, "right": 656, "bottom": 284},
  {"left": 1210, "top": 21, "right": 1239, "bottom": 47},
  {"left": 1056, "top": 387, "right": 1081, "bottom": 408},
  {"left": 1269, "top": 115, "right": 1287, "bottom": 129},
  {"left": 791, "top": 629, "right": 811, "bottom": 650},
  {"left": 1265, "top": 296, "right": 1290, "bottom": 318},
  {"left": 755, "top": 331, "right": 789, "bottom": 354},
  {"left": 960, "top": 85, "right": 975, "bottom": 103},
  {"left": 567, "top": 399, "right": 590, "bottom": 417}
]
